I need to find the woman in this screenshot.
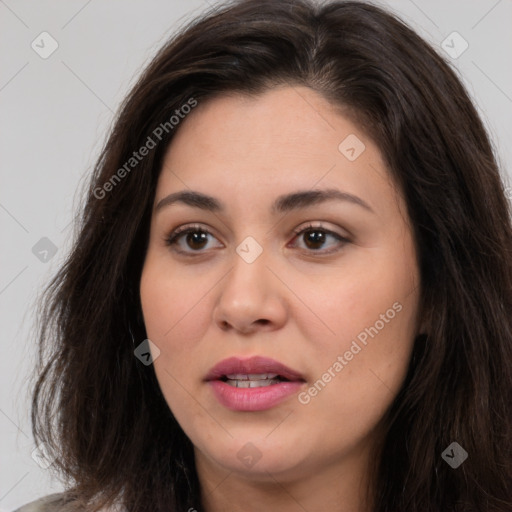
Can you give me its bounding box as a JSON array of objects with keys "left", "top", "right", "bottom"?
[{"left": 17, "top": 0, "right": 512, "bottom": 510}]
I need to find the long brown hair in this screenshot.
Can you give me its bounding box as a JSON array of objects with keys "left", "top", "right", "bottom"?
[{"left": 30, "top": 0, "right": 512, "bottom": 510}]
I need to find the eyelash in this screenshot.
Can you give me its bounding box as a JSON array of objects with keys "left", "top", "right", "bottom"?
[{"left": 164, "top": 223, "right": 349, "bottom": 257}]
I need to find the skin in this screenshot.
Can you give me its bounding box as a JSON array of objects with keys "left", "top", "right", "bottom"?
[{"left": 140, "top": 85, "right": 422, "bottom": 512}]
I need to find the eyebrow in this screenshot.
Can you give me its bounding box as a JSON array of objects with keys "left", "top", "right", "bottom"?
[{"left": 154, "top": 188, "right": 375, "bottom": 215}]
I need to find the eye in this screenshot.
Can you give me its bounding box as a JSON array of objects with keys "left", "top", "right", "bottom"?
[
  {"left": 289, "top": 223, "right": 349, "bottom": 254},
  {"left": 164, "top": 223, "right": 349, "bottom": 256},
  {"left": 164, "top": 224, "right": 223, "bottom": 255}
]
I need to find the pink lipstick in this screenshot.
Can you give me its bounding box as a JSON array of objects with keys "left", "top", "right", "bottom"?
[{"left": 205, "top": 356, "right": 306, "bottom": 412}]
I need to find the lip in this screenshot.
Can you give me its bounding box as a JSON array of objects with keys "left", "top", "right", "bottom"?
[
  {"left": 205, "top": 356, "right": 306, "bottom": 412},
  {"left": 205, "top": 356, "right": 305, "bottom": 382}
]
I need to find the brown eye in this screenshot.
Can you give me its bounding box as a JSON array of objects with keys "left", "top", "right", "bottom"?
[
  {"left": 183, "top": 231, "right": 209, "bottom": 250},
  {"left": 165, "top": 226, "right": 222, "bottom": 254},
  {"left": 302, "top": 229, "right": 327, "bottom": 250},
  {"left": 291, "top": 224, "right": 349, "bottom": 254},
  {"left": 165, "top": 223, "right": 349, "bottom": 257}
]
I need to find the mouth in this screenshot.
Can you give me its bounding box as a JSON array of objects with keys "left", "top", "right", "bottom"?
[
  {"left": 205, "top": 355, "right": 305, "bottom": 385},
  {"left": 205, "top": 356, "right": 306, "bottom": 411},
  {"left": 219, "top": 373, "right": 288, "bottom": 388}
]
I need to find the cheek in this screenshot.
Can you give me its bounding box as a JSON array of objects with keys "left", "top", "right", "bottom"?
[
  {"left": 292, "top": 247, "right": 419, "bottom": 424},
  {"left": 293, "top": 313, "right": 416, "bottom": 463},
  {"left": 140, "top": 260, "right": 213, "bottom": 416},
  {"left": 139, "top": 257, "right": 218, "bottom": 405},
  {"left": 140, "top": 256, "right": 212, "bottom": 343},
  {"left": 291, "top": 252, "right": 418, "bottom": 358}
]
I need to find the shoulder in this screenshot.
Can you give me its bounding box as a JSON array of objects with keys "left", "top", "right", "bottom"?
[{"left": 13, "top": 493, "right": 67, "bottom": 512}]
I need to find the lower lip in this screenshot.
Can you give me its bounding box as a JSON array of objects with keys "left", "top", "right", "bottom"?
[{"left": 208, "top": 380, "right": 305, "bottom": 411}]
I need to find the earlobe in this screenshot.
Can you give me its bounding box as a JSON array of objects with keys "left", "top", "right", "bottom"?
[
  {"left": 417, "top": 316, "right": 429, "bottom": 336},
  {"left": 415, "top": 304, "right": 430, "bottom": 338}
]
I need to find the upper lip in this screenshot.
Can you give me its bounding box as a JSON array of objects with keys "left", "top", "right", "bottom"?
[{"left": 205, "top": 356, "right": 305, "bottom": 382}]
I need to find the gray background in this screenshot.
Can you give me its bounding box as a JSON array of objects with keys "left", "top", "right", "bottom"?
[{"left": 1, "top": 0, "right": 511, "bottom": 510}]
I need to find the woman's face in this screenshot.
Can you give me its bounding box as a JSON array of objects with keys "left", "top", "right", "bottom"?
[{"left": 140, "top": 85, "right": 421, "bottom": 484}]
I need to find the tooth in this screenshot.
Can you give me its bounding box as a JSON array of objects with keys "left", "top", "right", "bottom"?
[
  {"left": 225, "top": 374, "right": 248, "bottom": 380},
  {"left": 225, "top": 378, "right": 281, "bottom": 388},
  {"left": 225, "top": 373, "right": 279, "bottom": 380}
]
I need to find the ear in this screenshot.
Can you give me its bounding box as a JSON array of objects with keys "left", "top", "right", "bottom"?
[{"left": 415, "top": 307, "right": 430, "bottom": 337}]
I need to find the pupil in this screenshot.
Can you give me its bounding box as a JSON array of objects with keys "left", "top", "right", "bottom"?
[
  {"left": 187, "top": 231, "right": 208, "bottom": 249},
  {"left": 305, "top": 230, "right": 325, "bottom": 249}
]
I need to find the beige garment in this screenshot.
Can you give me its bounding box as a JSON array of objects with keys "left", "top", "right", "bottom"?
[
  {"left": 14, "top": 493, "right": 66, "bottom": 512},
  {"left": 13, "top": 493, "right": 126, "bottom": 512}
]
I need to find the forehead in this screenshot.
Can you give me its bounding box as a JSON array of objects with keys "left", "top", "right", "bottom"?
[
  {"left": 167, "top": 86, "right": 348, "bottom": 161},
  {"left": 155, "top": 86, "right": 402, "bottom": 219}
]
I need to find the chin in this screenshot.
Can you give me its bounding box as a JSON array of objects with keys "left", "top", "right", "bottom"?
[{"left": 197, "top": 436, "right": 309, "bottom": 480}]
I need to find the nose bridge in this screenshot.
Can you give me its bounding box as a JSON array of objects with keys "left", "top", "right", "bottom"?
[
  {"left": 225, "top": 233, "right": 269, "bottom": 296},
  {"left": 235, "top": 234, "right": 266, "bottom": 266},
  {"left": 213, "top": 233, "right": 286, "bottom": 332}
]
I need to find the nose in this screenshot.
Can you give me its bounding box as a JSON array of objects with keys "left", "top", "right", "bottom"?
[{"left": 212, "top": 245, "right": 288, "bottom": 335}]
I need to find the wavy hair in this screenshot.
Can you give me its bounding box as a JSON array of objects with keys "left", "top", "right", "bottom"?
[{"left": 30, "top": 0, "right": 512, "bottom": 510}]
